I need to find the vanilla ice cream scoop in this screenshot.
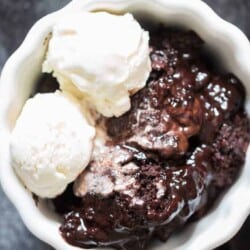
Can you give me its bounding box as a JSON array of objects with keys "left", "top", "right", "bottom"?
[
  {"left": 43, "top": 11, "right": 151, "bottom": 117},
  {"left": 10, "top": 92, "right": 95, "bottom": 198}
]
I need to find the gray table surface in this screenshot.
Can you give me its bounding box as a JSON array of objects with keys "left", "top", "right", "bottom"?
[{"left": 0, "top": 1, "right": 249, "bottom": 249}]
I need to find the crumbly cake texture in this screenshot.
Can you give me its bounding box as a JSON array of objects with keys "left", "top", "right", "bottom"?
[{"left": 35, "top": 27, "right": 250, "bottom": 250}]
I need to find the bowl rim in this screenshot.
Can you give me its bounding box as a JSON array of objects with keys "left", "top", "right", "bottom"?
[{"left": 0, "top": 0, "right": 250, "bottom": 250}]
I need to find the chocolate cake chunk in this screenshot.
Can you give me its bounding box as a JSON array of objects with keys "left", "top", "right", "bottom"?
[
  {"left": 49, "top": 27, "right": 250, "bottom": 250},
  {"left": 211, "top": 113, "right": 250, "bottom": 188}
]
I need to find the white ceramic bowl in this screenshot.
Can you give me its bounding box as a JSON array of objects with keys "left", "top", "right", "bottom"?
[{"left": 0, "top": 0, "right": 250, "bottom": 250}]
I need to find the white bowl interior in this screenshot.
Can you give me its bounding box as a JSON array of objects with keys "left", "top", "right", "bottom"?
[{"left": 0, "top": 0, "right": 250, "bottom": 250}]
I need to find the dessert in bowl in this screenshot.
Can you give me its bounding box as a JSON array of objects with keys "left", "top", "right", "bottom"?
[{"left": 0, "top": 0, "right": 250, "bottom": 250}]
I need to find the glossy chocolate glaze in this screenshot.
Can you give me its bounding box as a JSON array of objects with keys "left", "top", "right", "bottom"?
[{"left": 49, "top": 27, "right": 250, "bottom": 250}]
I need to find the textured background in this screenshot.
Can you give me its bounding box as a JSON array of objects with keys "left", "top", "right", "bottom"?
[{"left": 0, "top": 0, "right": 249, "bottom": 249}]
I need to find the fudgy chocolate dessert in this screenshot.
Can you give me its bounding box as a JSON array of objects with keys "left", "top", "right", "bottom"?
[{"left": 37, "top": 27, "right": 250, "bottom": 250}]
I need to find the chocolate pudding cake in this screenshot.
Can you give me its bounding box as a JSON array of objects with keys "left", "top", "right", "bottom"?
[{"left": 36, "top": 27, "right": 250, "bottom": 250}]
